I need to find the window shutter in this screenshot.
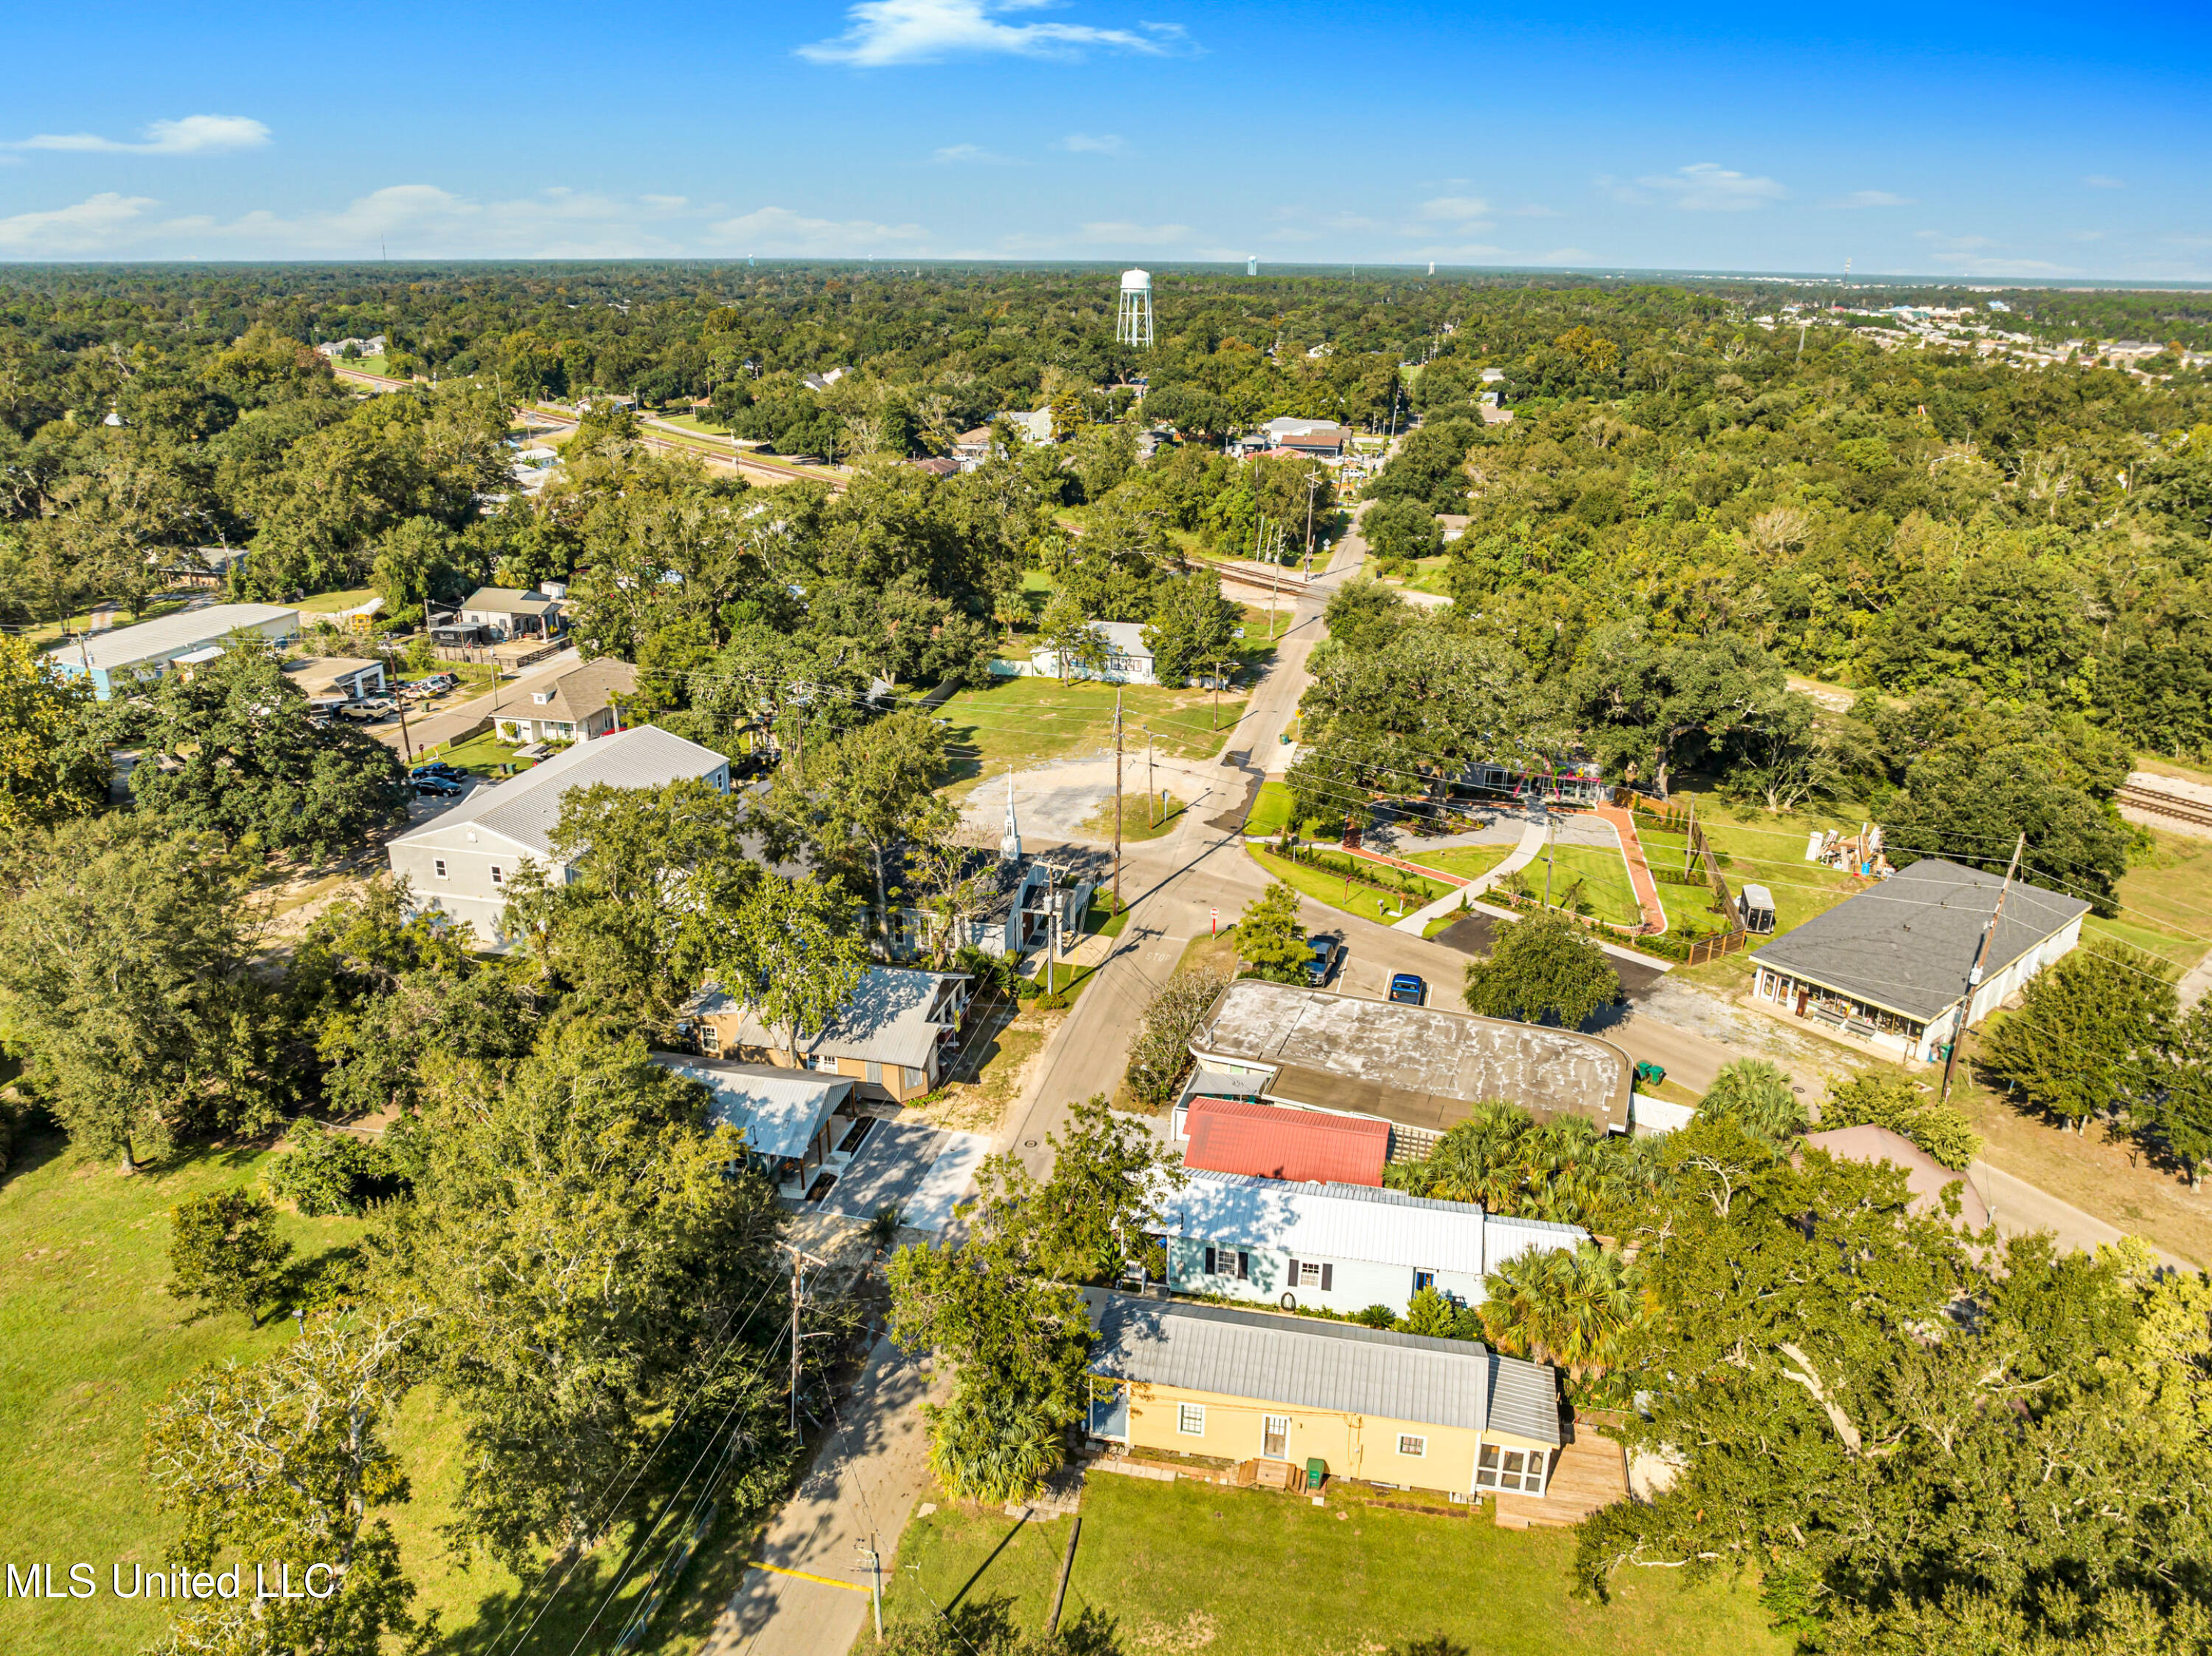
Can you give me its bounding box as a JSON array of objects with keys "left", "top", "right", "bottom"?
[
  {"left": 1320, "top": 1263, "right": 1334, "bottom": 1291},
  {"left": 1203, "top": 1246, "right": 1217, "bottom": 1276},
  {"left": 1237, "top": 1250, "right": 1250, "bottom": 1281},
  {"left": 1287, "top": 1257, "right": 1300, "bottom": 1287}
]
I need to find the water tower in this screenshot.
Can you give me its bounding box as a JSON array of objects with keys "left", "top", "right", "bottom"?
[
  {"left": 1246, "top": 254, "right": 1259, "bottom": 276},
  {"left": 1116, "top": 268, "right": 1153, "bottom": 347}
]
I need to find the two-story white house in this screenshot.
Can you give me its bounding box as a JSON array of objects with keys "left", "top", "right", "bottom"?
[
  {"left": 1153, "top": 1169, "right": 1587, "bottom": 1321},
  {"left": 385, "top": 725, "right": 730, "bottom": 947}
]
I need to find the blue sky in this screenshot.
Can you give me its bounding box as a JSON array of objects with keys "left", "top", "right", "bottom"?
[{"left": 3, "top": 0, "right": 2207, "bottom": 279}]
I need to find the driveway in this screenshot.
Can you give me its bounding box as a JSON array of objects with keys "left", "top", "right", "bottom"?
[{"left": 816, "top": 1122, "right": 990, "bottom": 1234}]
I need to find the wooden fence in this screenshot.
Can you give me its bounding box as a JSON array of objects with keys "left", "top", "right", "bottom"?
[{"left": 1613, "top": 787, "right": 1749, "bottom": 963}]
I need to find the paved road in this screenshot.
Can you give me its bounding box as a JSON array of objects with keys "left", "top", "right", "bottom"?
[
  {"left": 698, "top": 1335, "right": 937, "bottom": 1656},
  {"left": 1971, "top": 1160, "right": 2196, "bottom": 1270},
  {"left": 368, "top": 647, "right": 580, "bottom": 757}
]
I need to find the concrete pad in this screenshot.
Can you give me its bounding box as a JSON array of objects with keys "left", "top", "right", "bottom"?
[
  {"left": 902, "top": 1132, "right": 990, "bottom": 1231},
  {"left": 817, "top": 1122, "right": 990, "bottom": 1234}
]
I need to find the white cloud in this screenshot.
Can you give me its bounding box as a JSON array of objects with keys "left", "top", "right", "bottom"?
[
  {"left": 1624, "top": 162, "right": 1787, "bottom": 212},
  {"left": 1061, "top": 132, "right": 1127, "bottom": 154},
  {"left": 1826, "top": 189, "right": 1913, "bottom": 208},
  {"left": 2083, "top": 175, "right": 2125, "bottom": 189},
  {"left": 0, "top": 192, "right": 156, "bottom": 252},
  {"left": 932, "top": 143, "right": 1014, "bottom": 164},
  {"left": 1504, "top": 203, "right": 1562, "bottom": 219},
  {"left": 1419, "top": 195, "right": 1490, "bottom": 223},
  {"left": 709, "top": 204, "right": 928, "bottom": 254},
  {"left": 1077, "top": 220, "right": 1188, "bottom": 247},
  {"left": 798, "top": 1, "right": 1183, "bottom": 66},
  {"left": 16, "top": 114, "right": 270, "bottom": 156},
  {"left": 161, "top": 185, "right": 702, "bottom": 258}
]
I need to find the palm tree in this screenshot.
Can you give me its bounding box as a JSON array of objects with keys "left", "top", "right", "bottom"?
[
  {"left": 1478, "top": 1242, "right": 1644, "bottom": 1381},
  {"left": 925, "top": 1388, "right": 1065, "bottom": 1503}
]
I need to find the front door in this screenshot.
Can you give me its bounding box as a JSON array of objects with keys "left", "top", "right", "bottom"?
[
  {"left": 1795, "top": 988, "right": 1809, "bottom": 1015},
  {"left": 1262, "top": 1415, "right": 1289, "bottom": 1459}
]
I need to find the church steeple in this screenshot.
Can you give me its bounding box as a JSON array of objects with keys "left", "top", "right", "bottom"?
[{"left": 1000, "top": 770, "right": 1022, "bottom": 863}]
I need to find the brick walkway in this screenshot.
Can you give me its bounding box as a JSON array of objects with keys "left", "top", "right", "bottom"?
[{"left": 1589, "top": 804, "right": 1669, "bottom": 934}]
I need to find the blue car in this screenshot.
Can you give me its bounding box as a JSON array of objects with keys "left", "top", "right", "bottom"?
[
  {"left": 1388, "top": 973, "right": 1427, "bottom": 1006},
  {"left": 413, "top": 773, "right": 466, "bottom": 798}
]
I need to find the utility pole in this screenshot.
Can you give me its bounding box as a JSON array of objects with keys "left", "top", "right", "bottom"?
[
  {"left": 1940, "top": 835, "right": 2024, "bottom": 1103},
  {"left": 1543, "top": 812, "right": 1555, "bottom": 909},
  {"left": 778, "top": 1242, "right": 831, "bottom": 1435},
  {"left": 1303, "top": 473, "right": 1323, "bottom": 568},
  {"left": 1113, "top": 689, "right": 1123, "bottom": 911},
  {"left": 859, "top": 1540, "right": 883, "bottom": 1641},
  {"left": 1146, "top": 727, "right": 1155, "bottom": 827},
  {"left": 379, "top": 640, "right": 414, "bottom": 763},
  {"left": 1683, "top": 791, "right": 1696, "bottom": 877},
  {"left": 1212, "top": 661, "right": 1222, "bottom": 731}
]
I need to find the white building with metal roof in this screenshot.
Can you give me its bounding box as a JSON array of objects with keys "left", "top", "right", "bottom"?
[
  {"left": 386, "top": 723, "right": 730, "bottom": 946},
  {"left": 648, "top": 1054, "right": 858, "bottom": 1197},
  {"left": 1153, "top": 1169, "right": 1586, "bottom": 1319},
  {"left": 51, "top": 603, "right": 300, "bottom": 698}
]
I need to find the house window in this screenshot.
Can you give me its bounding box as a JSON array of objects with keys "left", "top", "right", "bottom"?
[
  {"left": 1475, "top": 1444, "right": 1546, "bottom": 1495},
  {"left": 1398, "top": 1435, "right": 1427, "bottom": 1458},
  {"left": 433, "top": 859, "right": 448, "bottom": 880},
  {"left": 807, "top": 1052, "right": 839, "bottom": 1073},
  {"left": 1177, "top": 1403, "right": 1206, "bottom": 1436},
  {"left": 1201, "top": 1248, "right": 1250, "bottom": 1280},
  {"left": 1298, "top": 1262, "right": 1325, "bottom": 1288},
  {"left": 1413, "top": 1269, "right": 1437, "bottom": 1293},
  {"left": 489, "top": 865, "right": 504, "bottom": 886}
]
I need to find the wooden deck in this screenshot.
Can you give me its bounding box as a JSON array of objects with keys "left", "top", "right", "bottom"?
[{"left": 1492, "top": 1423, "right": 1629, "bottom": 1531}]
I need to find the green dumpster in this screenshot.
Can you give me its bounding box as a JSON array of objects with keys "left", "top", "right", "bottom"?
[{"left": 1305, "top": 1458, "right": 1326, "bottom": 1492}]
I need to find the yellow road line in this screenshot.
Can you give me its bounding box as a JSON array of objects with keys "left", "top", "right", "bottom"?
[{"left": 748, "top": 1561, "right": 869, "bottom": 1593}]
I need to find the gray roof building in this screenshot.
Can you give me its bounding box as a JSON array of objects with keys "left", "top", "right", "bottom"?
[
  {"left": 1081, "top": 1290, "right": 1559, "bottom": 1447},
  {"left": 648, "top": 1054, "right": 853, "bottom": 1161},
  {"left": 690, "top": 966, "right": 970, "bottom": 1072},
  {"left": 1189, "top": 981, "right": 1632, "bottom": 1135},
  {"left": 1748, "top": 858, "right": 2091, "bottom": 1025}
]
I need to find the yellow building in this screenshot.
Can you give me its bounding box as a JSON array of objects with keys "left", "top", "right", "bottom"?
[{"left": 1082, "top": 1290, "right": 1560, "bottom": 1503}]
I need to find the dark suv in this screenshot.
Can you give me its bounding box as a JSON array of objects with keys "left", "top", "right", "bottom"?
[{"left": 1304, "top": 936, "right": 1340, "bottom": 986}]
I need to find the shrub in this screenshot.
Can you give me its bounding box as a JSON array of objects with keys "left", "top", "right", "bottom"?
[
  {"left": 1124, "top": 964, "right": 1234, "bottom": 1105},
  {"left": 1697, "top": 1059, "right": 1806, "bottom": 1146},
  {"left": 168, "top": 1189, "right": 293, "bottom": 1327},
  {"left": 1818, "top": 1072, "right": 1982, "bottom": 1170},
  {"left": 265, "top": 1122, "right": 394, "bottom": 1217}
]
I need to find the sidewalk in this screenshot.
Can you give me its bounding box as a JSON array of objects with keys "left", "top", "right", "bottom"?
[
  {"left": 1391, "top": 818, "right": 1548, "bottom": 934},
  {"left": 1588, "top": 804, "right": 1669, "bottom": 933}
]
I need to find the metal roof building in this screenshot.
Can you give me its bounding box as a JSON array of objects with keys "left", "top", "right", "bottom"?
[
  {"left": 1180, "top": 1096, "right": 1390, "bottom": 1187},
  {"left": 52, "top": 603, "right": 300, "bottom": 698},
  {"left": 1154, "top": 1169, "right": 1586, "bottom": 1281},
  {"left": 1081, "top": 1290, "right": 1560, "bottom": 1448}
]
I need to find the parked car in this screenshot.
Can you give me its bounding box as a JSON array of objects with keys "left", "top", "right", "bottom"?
[
  {"left": 410, "top": 761, "right": 464, "bottom": 781},
  {"left": 404, "top": 672, "right": 457, "bottom": 698},
  {"left": 1304, "top": 936, "right": 1340, "bottom": 986},
  {"left": 340, "top": 699, "right": 395, "bottom": 722},
  {"left": 413, "top": 774, "right": 466, "bottom": 798},
  {"left": 1388, "top": 973, "right": 1427, "bottom": 1006}
]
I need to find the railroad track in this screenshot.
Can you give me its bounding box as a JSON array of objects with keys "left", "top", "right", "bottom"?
[{"left": 2118, "top": 783, "right": 2212, "bottom": 830}]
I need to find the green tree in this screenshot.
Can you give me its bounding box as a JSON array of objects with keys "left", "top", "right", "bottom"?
[
  {"left": 1237, "top": 881, "right": 1310, "bottom": 983},
  {"left": 1039, "top": 591, "right": 1106, "bottom": 683},
  {"left": 385, "top": 1023, "right": 789, "bottom": 1566},
  {"left": 1883, "top": 743, "right": 2131, "bottom": 915},
  {"left": 756, "top": 709, "right": 954, "bottom": 940},
  {"left": 1476, "top": 1242, "right": 1643, "bottom": 1381},
  {"left": 142, "top": 1299, "right": 427, "bottom": 1656},
  {"left": 969, "top": 1093, "right": 1183, "bottom": 1285},
  {"left": 0, "top": 818, "right": 282, "bottom": 1168},
  {"left": 1363, "top": 496, "right": 1444, "bottom": 566},
  {"left": 167, "top": 1188, "right": 294, "bottom": 1326},
  {"left": 1818, "top": 1071, "right": 1982, "bottom": 1170},
  {"left": 0, "top": 629, "right": 108, "bottom": 835},
  {"left": 1979, "top": 942, "right": 2172, "bottom": 1132},
  {"left": 128, "top": 633, "right": 407, "bottom": 862},
  {"left": 1461, "top": 912, "right": 1621, "bottom": 1029},
  {"left": 1141, "top": 571, "right": 1240, "bottom": 689},
  {"left": 502, "top": 776, "right": 756, "bottom": 1030},
  {"left": 265, "top": 1123, "right": 396, "bottom": 1217},
  {"left": 1697, "top": 1058, "right": 1807, "bottom": 1146},
  {"left": 2154, "top": 999, "right": 2212, "bottom": 1191},
  {"left": 699, "top": 874, "right": 870, "bottom": 1065}
]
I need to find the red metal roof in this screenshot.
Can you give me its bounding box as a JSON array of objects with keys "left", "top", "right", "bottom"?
[{"left": 1182, "top": 1096, "right": 1388, "bottom": 1187}]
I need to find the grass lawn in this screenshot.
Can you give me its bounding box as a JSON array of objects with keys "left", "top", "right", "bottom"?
[
  {"left": 293, "top": 586, "right": 377, "bottom": 616},
  {"left": 1402, "top": 843, "right": 1514, "bottom": 886},
  {"left": 430, "top": 730, "right": 526, "bottom": 774},
  {"left": 877, "top": 1475, "right": 1784, "bottom": 1656},
  {"left": 0, "top": 1126, "right": 744, "bottom": 1655},
  {"left": 2099, "top": 829, "right": 2212, "bottom": 974},
  {"left": 1245, "top": 780, "right": 1332, "bottom": 839},
  {"left": 1081, "top": 792, "right": 1187, "bottom": 842},
  {"left": 1498, "top": 844, "right": 1643, "bottom": 928},
  {"left": 1251, "top": 845, "right": 1450, "bottom": 928},
  {"left": 934, "top": 675, "right": 1244, "bottom": 781}
]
